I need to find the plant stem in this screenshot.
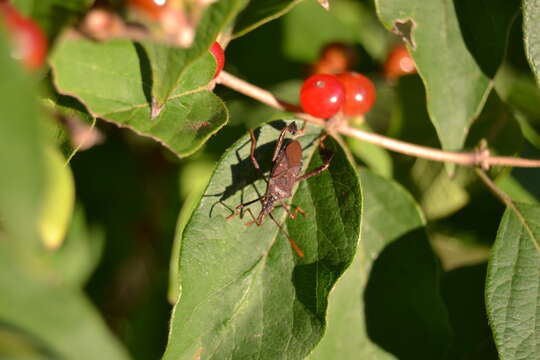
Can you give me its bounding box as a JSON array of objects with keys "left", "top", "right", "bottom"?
[
  {"left": 475, "top": 169, "right": 540, "bottom": 255},
  {"left": 217, "top": 71, "right": 540, "bottom": 168}
]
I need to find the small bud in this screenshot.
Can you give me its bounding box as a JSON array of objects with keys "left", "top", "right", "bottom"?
[
  {"left": 318, "top": 0, "right": 330, "bottom": 10},
  {"left": 80, "top": 8, "right": 125, "bottom": 41},
  {"left": 151, "top": 98, "right": 163, "bottom": 120}
]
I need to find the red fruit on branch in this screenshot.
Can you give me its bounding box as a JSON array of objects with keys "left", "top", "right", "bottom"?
[
  {"left": 383, "top": 44, "right": 416, "bottom": 80},
  {"left": 0, "top": 2, "right": 47, "bottom": 70},
  {"left": 300, "top": 74, "right": 345, "bottom": 118},
  {"left": 209, "top": 41, "right": 224, "bottom": 79},
  {"left": 312, "top": 42, "right": 357, "bottom": 75},
  {"left": 336, "top": 72, "right": 376, "bottom": 116}
]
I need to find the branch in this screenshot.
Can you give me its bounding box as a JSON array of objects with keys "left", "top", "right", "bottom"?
[
  {"left": 475, "top": 169, "right": 540, "bottom": 255},
  {"left": 217, "top": 71, "right": 540, "bottom": 168}
]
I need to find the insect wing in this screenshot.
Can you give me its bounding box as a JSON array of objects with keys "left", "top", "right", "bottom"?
[{"left": 285, "top": 140, "right": 302, "bottom": 167}]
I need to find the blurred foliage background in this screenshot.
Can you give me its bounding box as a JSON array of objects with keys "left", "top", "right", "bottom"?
[{"left": 1, "top": 0, "right": 540, "bottom": 358}]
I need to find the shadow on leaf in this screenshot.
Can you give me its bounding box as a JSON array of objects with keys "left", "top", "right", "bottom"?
[
  {"left": 364, "top": 228, "right": 451, "bottom": 360},
  {"left": 453, "top": 0, "right": 518, "bottom": 78},
  {"left": 134, "top": 43, "right": 153, "bottom": 109},
  {"left": 441, "top": 263, "right": 497, "bottom": 359}
]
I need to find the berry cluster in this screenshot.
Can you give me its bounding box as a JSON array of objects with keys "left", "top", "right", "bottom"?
[
  {"left": 0, "top": 2, "right": 47, "bottom": 70},
  {"left": 300, "top": 43, "right": 375, "bottom": 119}
]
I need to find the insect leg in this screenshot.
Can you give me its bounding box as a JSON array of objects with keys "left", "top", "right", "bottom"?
[
  {"left": 297, "top": 120, "right": 307, "bottom": 135},
  {"left": 278, "top": 199, "right": 307, "bottom": 219},
  {"left": 295, "top": 151, "right": 334, "bottom": 183},
  {"left": 248, "top": 129, "right": 262, "bottom": 172},
  {"left": 272, "top": 122, "right": 299, "bottom": 162},
  {"left": 226, "top": 197, "right": 262, "bottom": 220},
  {"left": 243, "top": 208, "right": 265, "bottom": 226},
  {"left": 268, "top": 213, "right": 304, "bottom": 257}
]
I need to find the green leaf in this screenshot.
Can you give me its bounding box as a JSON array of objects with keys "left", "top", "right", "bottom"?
[
  {"left": 0, "top": 32, "right": 45, "bottom": 244},
  {"left": 496, "top": 175, "right": 538, "bottom": 205},
  {"left": 392, "top": 75, "right": 437, "bottom": 147},
  {"left": 0, "top": 241, "right": 130, "bottom": 360},
  {"left": 50, "top": 38, "right": 228, "bottom": 157},
  {"left": 523, "top": 0, "right": 540, "bottom": 86},
  {"left": 143, "top": 0, "right": 247, "bottom": 106},
  {"left": 45, "top": 91, "right": 94, "bottom": 125},
  {"left": 168, "top": 160, "right": 215, "bottom": 303},
  {"left": 495, "top": 64, "right": 540, "bottom": 150},
  {"left": 410, "top": 160, "right": 470, "bottom": 220},
  {"left": 0, "top": 325, "right": 54, "bottom": 359},
  {"left": 310, "top": 169, "right": 451, "bottom": 359},
  {"left": 12, "top": 0, "right": 92, "bottom": 42},
  {"left": 233, "top": 0, "right": 304, "bottom": 39},
  {"left": 451, "top": 0, "right": 518, "bottom": 78},
  {"left": 0, "top": 33, "right": 129, "bottom": 360},
  {"left": 163, "top": 121, "right": 361, "bottom": 359},
  {"left": 486, "top": 202, "right": 540, "bottom": 359},
  {"left": 375, "top": 0, "right": 516, "bottom": 151},
  {"left": 39, "top": 146, "right": 75, "bottom": 249},
  {"left": 466, "top": 91, "right": 524, "bottom": 158}
]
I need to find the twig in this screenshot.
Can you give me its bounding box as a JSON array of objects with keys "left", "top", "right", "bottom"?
[
  {"left": 475, "top": 169, "right": 540, "bottom": 255},
  {"left": 217, "top": 71, "right": 540, "bottom": 168}
]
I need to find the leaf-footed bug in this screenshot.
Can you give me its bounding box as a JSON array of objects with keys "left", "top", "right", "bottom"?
[{"left": 227, "top": 121, "right": 333, "bottom": 257}]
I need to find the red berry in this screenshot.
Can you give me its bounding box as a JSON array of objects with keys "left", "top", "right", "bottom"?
[
  {"left": 209, "top": 41, "right": 224, "bottom": 79},
  {"left": 383, "top": 44, "right": 416, "bottom": 80},
  {"left": 311, "top": 42, "right": 357, "bottom": 75},
  {"left": 320, "top": 42, "right": 356, "bottom": 73},
  {"left": 336, "top": 72, "right": 376, "bottom": 116},
  {"left": 0, "top": 3, "right": 47, "bottom": 70},
  {"left": 128, "top": 0, "right": 168, "bottom": 19},
  {"left": 300, "top": 74, "right": 345, "bottom": 118}
]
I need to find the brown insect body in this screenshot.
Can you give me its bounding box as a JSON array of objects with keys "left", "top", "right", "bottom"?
[
  {"left": 257, "top": 140, "right": 303, "bottom": 223},
  {"left": 228, "top": 122, "right": 332, "bottom": 257}
]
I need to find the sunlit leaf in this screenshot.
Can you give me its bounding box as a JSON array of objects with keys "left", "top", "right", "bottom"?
[
  {"left": 523, "top": 0, "right": 540, "bottom": 86},
  {"left": 51, "top": 38, "right": 228, "bottom": 157},
  {"left": 163, "top": 121, "right": 361, "bottom": 359},
  {"left": 375, "top": 0, "right": 517, "bottom": 151},
  {"left": 143, "top": 0, "right": 247, "bottom": 105}
]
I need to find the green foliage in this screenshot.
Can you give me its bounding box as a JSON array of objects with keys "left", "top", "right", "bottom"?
[
  {"left": 233, "top": 0, "right": 304, "bottom": 39},
  {"left": 283, "top": 0, "right": 388, "bottom": 62},
  {"left": 142, "top": 0, "right": 247, "bottom": 105},
  {"left": 0, "top": 32, "right": 128, "bottom": 359},
  {"left": 1, "top": 0, "right": 540, "bottom": 359},
  {"left": 308, "top": 169, "right": 442, "bottom": 359},
  {"left": 486, "top": 203, "right": 540, "bottom": 359},
  {"left": 163, "top": 122, "right": 360, "bottom": 359},
  {"left": 0, "top": 33, "right": 45, "bottom": 244},
  {"left": 375, "top": 0, "right": 516, "bottom": 152},
  {"left": 523, "top": 0, "right": 540, "bottom": 86},
  {"left": 51, "top": 38, "right": 228, "bottom": 157}
]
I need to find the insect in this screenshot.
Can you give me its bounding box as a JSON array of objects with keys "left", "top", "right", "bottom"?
[{"left": 227, "top": 121, "right": 333, "bottom": 257}]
